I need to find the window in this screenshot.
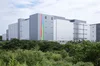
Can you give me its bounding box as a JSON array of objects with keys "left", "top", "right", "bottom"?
[
  {"left": 45, "top": 16, "right": 47, "bottom": 19},
  {"left": 51, "top": 17, "right": 53, "bottom": 20}
]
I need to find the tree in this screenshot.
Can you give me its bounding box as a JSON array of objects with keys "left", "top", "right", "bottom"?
[{"left": 0, "top": 36, "right": 2, "bottom": 41}]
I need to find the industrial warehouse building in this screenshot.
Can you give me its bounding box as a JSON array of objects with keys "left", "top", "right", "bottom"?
[
  {"left": 90, "top": 24, "right": 100, "bottom": 42},
  {"left": 29, "top": 13, "right": 90, "bottom": 42},
  {"left": 2, "top": 13, "right": 92, "bottom": 43},
  {"left": 18, "top": 19, "right": 29, "bottom": 40}
]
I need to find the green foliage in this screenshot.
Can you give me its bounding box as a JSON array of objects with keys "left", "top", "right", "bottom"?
[
  {"left": 0, "top": 36, "right": 2, "bottom": 41},
  {"left": 73, "top": 62, "right": 94, "bottom": 66},
  {"left": 0, "top": 49, "right": 94, "bottom": 66},
  {"left": 1, "top": 39, "right": 100, "bottom": 66}
]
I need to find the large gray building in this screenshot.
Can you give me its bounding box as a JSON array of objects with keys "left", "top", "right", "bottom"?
[
  {"left": 29, "top": 13, "right": 90, "bottom": 42},
  {"left": 2, "top": 13, "right": 91, "bottom": 43}
]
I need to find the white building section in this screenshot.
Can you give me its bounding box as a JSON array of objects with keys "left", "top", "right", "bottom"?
[
  {"left": 8, "top": 23, "right": 18, "bottom": 40},
  {"left": 71, "top": 20, "right": 88, "bottom": 41},
  {"left": 54, "top": 19, "right": 73, "bottom": 42},
  {"left": 85, "top": 24, "right": 90, "bottom": 41},
  {"left": 78, "top": 23, "right": 87, "bottom": 40},
  {"left": 2, "top": 34, "right": 6, "bottom": 40},
  {"left": 90, "top": 24, "right": 96, "bottom": 42},
  {"left": 19, "top": 19, "right": 29, "bottom": 40}
]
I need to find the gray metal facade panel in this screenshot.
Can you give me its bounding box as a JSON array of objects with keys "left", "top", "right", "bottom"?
[
  {"left": 44, "top": 14, "right": 54, "bottom": 40},
  {"left": 18, "top": 19, "right": 21, "bottom": 39},
  {"left": 96, "top": 24, "right": 100, "bottom": 42},
  {"left": 29, "top": 14, "right": 38, "bottom": 40},
  {"left": 74, "top": 23, "right": 79, "bottom": 41},
  {"left": 6, "top": 29, "right": 8, "bottom": 40},
  {"left": 38, "top": 14, "right": 40, "bottom": 40}
]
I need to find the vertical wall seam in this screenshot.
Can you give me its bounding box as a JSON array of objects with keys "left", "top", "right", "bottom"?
[{"left": 40, "top": 14, "right": 42, "bottom": 40}]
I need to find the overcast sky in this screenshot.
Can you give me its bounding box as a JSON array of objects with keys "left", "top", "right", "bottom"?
[{"left": 0, "top": 0, "right": 100, "bottom": 35}]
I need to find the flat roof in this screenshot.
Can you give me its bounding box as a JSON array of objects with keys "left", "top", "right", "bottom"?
[{"left": 70, "top": 19, "right": 86, "bottom": 23}]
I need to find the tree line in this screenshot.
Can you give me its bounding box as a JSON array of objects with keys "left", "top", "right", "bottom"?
[{"left": 0, "top": 39, "right": 100, "bottom": 66}]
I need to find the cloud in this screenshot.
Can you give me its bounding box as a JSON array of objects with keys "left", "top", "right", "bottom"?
[{"left": 0, "top": 0, "right": 100, "bottom": 35}]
